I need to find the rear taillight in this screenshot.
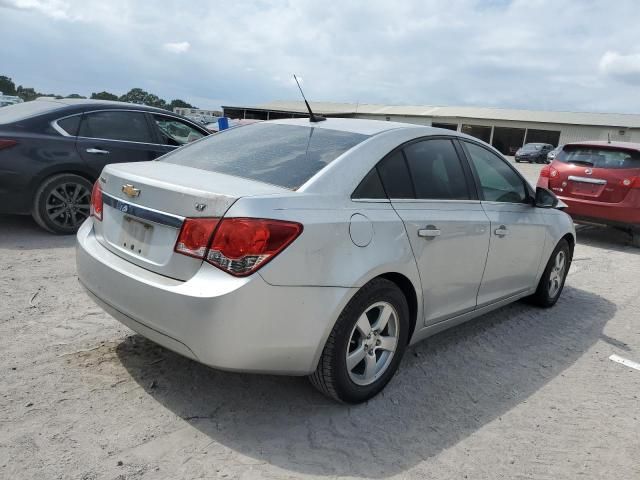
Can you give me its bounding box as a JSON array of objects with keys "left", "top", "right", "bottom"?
[
  {"left": 90, "top": 181, "right": 103, "bottom": 221},
  {"left": 174, "top": 217, "right": 303, "bottom": 277},
  {"left": 621, "top": 177, "right": 640, "bottom": 189},
  {"left": 0, "top": 139, "right": 18, "bottom": 150},
  {"left": 174, "top": 218, "right": 219, "bottom": 258},
  {"left": 540, "top": 165, "right": 558, "bottom": 178}
]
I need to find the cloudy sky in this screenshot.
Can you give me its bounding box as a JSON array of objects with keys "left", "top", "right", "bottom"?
[{"left": 1, "top": 0, "right": 640, "bottom": 113}]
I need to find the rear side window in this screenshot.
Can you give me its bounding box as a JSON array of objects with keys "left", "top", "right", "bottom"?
[
  {"left": 161, "top": 123, "right": 369, "bottom": 190},
  {"left": 557, "top": 146, "right": 640, "bottom": 169},
  {"left": 352, "top": 168, "right": 386, "bottom": 199},
  {"left": 377, "top": 151, "right": 415, "bottom": 198},
  {"left": 403, "top": 139, "right": 470, "bottom": 200},
  {"left": 56, "top": 116, "right": 81, "bottom": 136},
  {"left": 79, "top": 111, "right": 154, "bottom": 143}
]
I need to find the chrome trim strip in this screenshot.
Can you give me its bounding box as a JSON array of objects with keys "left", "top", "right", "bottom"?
[
  {"left": 102, "top": 193, "right": 184, "bottom": 228},
  {"left": 388, "top": 198, "right": 482, "bottom": 204},
  {"left": 568, "top": 175, "right": 607, "bottom": 185}
]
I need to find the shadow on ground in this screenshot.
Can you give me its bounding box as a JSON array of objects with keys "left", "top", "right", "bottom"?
[
  {"left": 575, "top": 224, "right": 639, "bottom": 254},
  {"left": 116, "top": 286, "right": 614, "bottom": 478},
  {"left": 0, "top": 214, "right": 75, "bottom": 250}
]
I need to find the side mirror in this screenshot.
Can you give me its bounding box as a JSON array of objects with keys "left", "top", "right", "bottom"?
[{"left": 534, "top": 187, "right": 559, "bottom": 208}]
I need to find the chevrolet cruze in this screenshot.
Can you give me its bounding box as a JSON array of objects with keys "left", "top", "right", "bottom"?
[{"left": 77, "top": 118, "right": 575, "bottom": 403}]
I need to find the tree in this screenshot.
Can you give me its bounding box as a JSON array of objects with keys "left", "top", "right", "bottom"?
[
  {"left": 91, "top": 91, "right": 118, "bottom": 101},
  {"left": 0, "top": 75, "right": 16, "bottom": 95},
  {"left": 167, "top": 99, "right": 196, "bottom": 111},
  {"left": 119, "top": 88, "right": 149, "bottom": 105},
  {"left": 16, "top": 86, "right": 39, "bottom": 102},
  {"left": 65, "top": 93, "right": 87, "bottom": 99}
]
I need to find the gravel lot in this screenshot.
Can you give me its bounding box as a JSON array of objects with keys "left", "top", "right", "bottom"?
[{"left": 1, "top": 160, "right": 639, "bottom": 479}]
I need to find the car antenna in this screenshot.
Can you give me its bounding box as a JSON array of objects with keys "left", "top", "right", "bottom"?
[{"left": 293, "top": 74, "right": 326, "bottom": 122}]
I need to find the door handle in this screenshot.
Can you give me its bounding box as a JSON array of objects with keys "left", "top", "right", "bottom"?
[
  {"left": 86, "top": 148, "right": 110, "bottom": 155},
  {"left": 494, "top": 225, "right": 509, "bottom": 236},
  {"left": 418, "top": 226, "right": 441, "bottom": 238}
]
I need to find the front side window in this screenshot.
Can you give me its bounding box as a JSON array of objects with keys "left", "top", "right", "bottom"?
[
  {"left": 161, "top": 123, "right": 369, "bottom": 190},
  {"left": 464, "top": 142, "right": 528, "bottom": 203},
  {"left": 153, "top": 115, "right": 205, "bottom": 146},
  {"left": 403, "top": 139, "right": 470, "bottom": 200},
  {"left": 79, "top": 111, "right": 154, "bottom": 143}
]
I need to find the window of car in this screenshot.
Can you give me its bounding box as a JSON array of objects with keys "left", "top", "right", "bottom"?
[
  {"left": 56, "top": 115, "right": 81, "bottom": 136},
  {"left": 376, "top": 151, "right": 415, "bottom": 198},
  {"left": 556, "top": 146, "right": 640, "bottom": 169},
  {"left": 161, "top": 123, "right": 370, "bottom": 190},
  {"left": 152, "top": 115, "right": 205, "bottom": 146},
  {"left": 352, "top": 167, "right": 387, "bottom": 199},
  {"left": 464, "top": 142, "right": 528, "bottom": 203},
  {"left": 79, "top": 111, "right": 154, "bottom": 143},
  {"left": 403, "top": 139, "right": 470, "bottom": 200}
]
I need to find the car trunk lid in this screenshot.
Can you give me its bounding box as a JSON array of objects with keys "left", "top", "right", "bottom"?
[{"left": 94, "top": 161, "right": 288, "bottom": 281}]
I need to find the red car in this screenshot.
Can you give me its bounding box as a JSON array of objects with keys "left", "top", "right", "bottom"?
[{"left": 537, "top": 141, "right": 640, "bottom": 246}]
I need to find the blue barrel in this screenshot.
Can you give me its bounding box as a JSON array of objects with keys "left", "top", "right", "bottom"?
[{"left": 217, "top": 117, "right": 230, "bottom": 130}]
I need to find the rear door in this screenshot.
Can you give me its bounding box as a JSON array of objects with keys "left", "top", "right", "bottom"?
[
  {"left": 460, "top": 140, "right": 546, "bottom": 306},
  {"left": 76, "top": 110, "right": 167, "bottom": 176},
  {"left": 380, "top": 138, "right": 491, "bottom": 325},
  {"left": 549, "top": 145, "right": 640, "bottom": 203}
]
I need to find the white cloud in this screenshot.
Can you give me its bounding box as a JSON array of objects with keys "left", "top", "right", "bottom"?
[
  {"left": 0, "top": 0, "right": 75, "bottom": 20},
  {"left": 599, "top": 51, "right": 640, "bottom": 84},
  {"left": 163, "top": 41, "right": 190, "bottom": 54}
]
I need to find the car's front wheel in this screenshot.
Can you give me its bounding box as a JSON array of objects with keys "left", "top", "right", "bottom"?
[
  {"left": 309, "top": 278, "right": 409, "bottom": 403},
  {"left": 32, "top": 173, "right": 93, "bottom": 234},
  {"left": 527, "top": 239, "right": 571, "bottom": 307}
]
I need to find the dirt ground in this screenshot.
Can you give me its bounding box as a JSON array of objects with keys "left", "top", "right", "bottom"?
[{"left": 1, "top": 161, "right": 639, "bottom": 479}]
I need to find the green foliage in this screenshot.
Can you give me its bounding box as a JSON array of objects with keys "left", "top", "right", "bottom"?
[
  {"left": 1, "top": 74, "right": 198, "bottom": 109},
  {"left": 0, "top": 75, "right": 16, "bottom": 95},
  {"left": 90, "top": 91, "right": 119, "bottom": 101}
]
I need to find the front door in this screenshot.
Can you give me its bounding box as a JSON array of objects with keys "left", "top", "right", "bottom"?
[
  {"left": 461, "top": 140, "right": 546, "bottom": 306},
  {"left": 378, "top": 139, "right": 491, "bottom": 325}
]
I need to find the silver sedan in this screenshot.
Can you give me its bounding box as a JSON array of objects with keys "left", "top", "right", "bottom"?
[{"left": 76, "top": 118, "right": 575, "bottom": 403}]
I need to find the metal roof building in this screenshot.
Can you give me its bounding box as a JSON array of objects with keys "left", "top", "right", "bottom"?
[{"left": 222, "top": 100, "right": 640, "bottom": 156}]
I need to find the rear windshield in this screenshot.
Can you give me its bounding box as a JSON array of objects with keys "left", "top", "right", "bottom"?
[
  {"left": 556, "top": 146, "right": 640, "bottom": 169},
  {"left": 0, "top": 100, "right": 63, "bottom": 124},
  {"left": 161, "top": 123, "right": 370, "bottom": 189}
]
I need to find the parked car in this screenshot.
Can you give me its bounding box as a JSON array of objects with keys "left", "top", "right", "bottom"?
[
  {"left": 0, "top": 98, "right": 209, "bottom": 234},
  {"left": 515, "top": 143, "right": 554, "bottom": 163},
  {"left": 547, "top": 144, "right": 563, "bottom": 162},
  {"left": 537, "top": 140, "right": 640, "bottom": 246},
  {"left": 77, "top": 118, "right": 575, "bottom": 403}
]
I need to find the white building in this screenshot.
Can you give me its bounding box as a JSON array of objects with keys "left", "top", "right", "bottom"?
[
  {"left": 173, "top": 107, "right": 222, "bottom": 123},
  {"left": 222, "top": 100, "right": 640, "bottom": 156}
]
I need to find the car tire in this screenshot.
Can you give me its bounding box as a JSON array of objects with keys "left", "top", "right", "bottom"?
[
  {"left": 32, "top": 173, "right": 93, "bottom": 235},
  {"left": 631, "top": 229, "right": 640, "bottom": 248},
  {"left": 309, "top": 278, "right": 410, "bottom": 403},
  {"left": 527, "top": 239, "right": 571, "bottom": 308}
]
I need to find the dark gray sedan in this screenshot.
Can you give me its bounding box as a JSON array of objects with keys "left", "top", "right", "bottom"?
[{"left": 0, "top": 99, "right": 209, "bottom": 233}]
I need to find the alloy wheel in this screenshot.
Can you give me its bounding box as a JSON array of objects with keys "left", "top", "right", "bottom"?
[
  {"left": 346, "top": 301, "right": 399, "bottom": 386},
  {"left": 548, "top": 250, "right": 566, "bottom": 298},
  {"left": 45, "top": 182, "right": 91, "bottom": 230}
]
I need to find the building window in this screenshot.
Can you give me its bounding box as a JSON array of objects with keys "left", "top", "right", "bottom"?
[
  {"left": 461, "top": 124, "right": 492, "bottom": 143},
  {"left": 492, "top": 127, "right": 526, "bottom": 155},
  {"left": 432, "top": 122, "right": 458, "bottom": 131},
  {"left": 525, "top": 129, "right": 561, "bottom": 147}
]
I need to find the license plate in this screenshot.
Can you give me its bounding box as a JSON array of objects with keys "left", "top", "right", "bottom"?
[
  {"left": 571, "top": 182, "right": 599, "bottom": 196},
  {"left": 119, "top": 216, "right": 153, "bottom": 256}
]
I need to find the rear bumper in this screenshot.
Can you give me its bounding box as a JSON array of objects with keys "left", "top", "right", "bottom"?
[
  {"left": 556, "top": 191, "right": 640, "bottom": 228},
  {"left": 76, "top": 219, "right": 354, "bottom": 375}
]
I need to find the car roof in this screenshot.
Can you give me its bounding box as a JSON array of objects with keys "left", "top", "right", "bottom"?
[
  {"left": 564, "top": 140, "right": 640, "bottom": 152},
  {"left": 270, "top": 117, "right": 434, "bottom": 136},
  {"left": 35, "top": 98, "right": 172, "bottom": 114}
]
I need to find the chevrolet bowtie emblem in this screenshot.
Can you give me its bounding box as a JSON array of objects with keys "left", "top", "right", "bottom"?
[{"left": 122, "top": 184, "right": 140, "bottom": 198}]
